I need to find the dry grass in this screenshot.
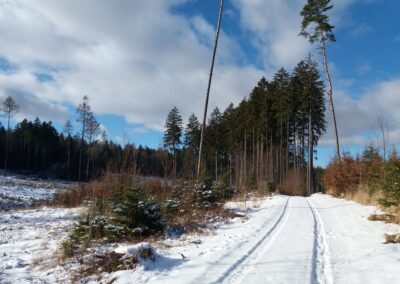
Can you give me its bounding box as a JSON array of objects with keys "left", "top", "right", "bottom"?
[
  {"left": 384, "top": 233, "right": 400, "bottom": 244},
  {"left": 368, "top": 213, "right": 396, "bottom": 223},
  {"left": 342, "top": 186, "right": 380, "bottom": 206},
  {"left": 384, "top": 206, "right": 400, "bottom": 224},
  {"left": 279, "top": 170, "right": 307, "bottom": 196},
  {"left": 31, "top": 255, "right": 44, "bottom": 267}
]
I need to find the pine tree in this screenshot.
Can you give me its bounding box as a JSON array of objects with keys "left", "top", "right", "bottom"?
[
  {"left": 2, "top": 96, "right": 19, "bottom": 176},
  {"left": 300, "top": 0, "right": 340, "bottom": 161},
  {"left": 163, "top": 107, "right": 183, "bottom": 183}
]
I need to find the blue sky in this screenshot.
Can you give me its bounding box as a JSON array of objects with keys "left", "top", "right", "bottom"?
[{"left": 0, "top": 0, "right": 399, "bottom": 167}]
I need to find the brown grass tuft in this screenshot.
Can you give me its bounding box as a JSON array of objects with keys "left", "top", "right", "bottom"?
[
  {"left": 368, "top": 213, "right": 396, "bottom": 223},
  {"left": 384, "top": 233, "right": 400, "bottom": 244}
]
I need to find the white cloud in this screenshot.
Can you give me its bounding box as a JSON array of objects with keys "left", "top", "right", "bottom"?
[
  {"left": 0, "top": 0, "right": 264, "bottom": 130},
  {"left": 230, "top": 0, "right": 377, "bottom": 70},
  {"left": 320, "top": 77, "right": 400, "bottom": 146},
  {"left": 231, "top": 0, "right": 310, "bottom": 69},
  {"left": 348, "top": 22, "right": 374, "bottom": 38}
]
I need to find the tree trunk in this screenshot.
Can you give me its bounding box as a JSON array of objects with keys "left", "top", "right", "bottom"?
[
  {"left": 4, "top": 112, "right": 11, "bottom": 177},
  {"left": 321, "top": 36, "right": 340, "bottom": 161},
  {"left": 197, "top": 0, "right": 224, "bottom": 177}
]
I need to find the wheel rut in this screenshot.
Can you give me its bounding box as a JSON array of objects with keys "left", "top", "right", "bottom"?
[
  {"left": 306, "top": 198, "right": 334, "bottom": 284},
  {"left": 193, "top": 196, "right": 291, "bottom": 284}
]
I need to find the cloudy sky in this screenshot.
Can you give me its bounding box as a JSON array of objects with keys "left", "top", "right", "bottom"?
[{"left": 0, "top": 0, "right": 399, "bottom": 166}]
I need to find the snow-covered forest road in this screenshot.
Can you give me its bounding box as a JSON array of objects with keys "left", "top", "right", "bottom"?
[
  {"left": 119, "top": 194, "right": 399, "bottom": 284},
  {"left": 209, "top": 196, "right": 333, "bottom": 284}
]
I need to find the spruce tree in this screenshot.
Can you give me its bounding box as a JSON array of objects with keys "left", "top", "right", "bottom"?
[
  {"left": 184, "top": 114, "right": 200, "bottom": 179},
  {"left": 184, "top": 114, "right": 200, "bottom": 155},
  {"left": 163, "top": 107, "right": 183, "bottom": 183}
]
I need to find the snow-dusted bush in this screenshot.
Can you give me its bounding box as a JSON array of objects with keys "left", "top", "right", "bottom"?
[
  {"left": 213, "top": 179, "right": 235, "bottom": 200},
  {"left": 62, "top": 216, "right": 129, "bottom": 256},
  {"left": 194, "top": 177, "right": 218, "bottom": 208},
  {"left": 163, "top": 198, "right": 180, "bottom": 220},
  {"left": 113, "top": 186, "right": 163, "bottom": 235}
]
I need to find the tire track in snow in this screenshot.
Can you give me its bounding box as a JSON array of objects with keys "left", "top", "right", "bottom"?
[
  {"left": 306, "top": 197, "right": 334, "bottom": 284},
  {"left": 205, "top": 196, "right": 291, "bottom": 284}
]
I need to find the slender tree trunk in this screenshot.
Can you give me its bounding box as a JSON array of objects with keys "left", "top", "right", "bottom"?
[
  {"left": 252, "top": 128, "right": 255, "bottom": 177},
  {"left": 244, "top": 130, "right": 247, "bottom": 186},
  {"left": 321, "top": 36, "right": 340, "bottom": 161},
  {"left": 286, "top": 120, "right": 289, "bottom": 181},
  {"left": 308, "top": 108, "right": 314, "bottom": 195},
  {"left": 243, "top": 131, "right": 247, "bottom": 199},
  {"left": 78, "top": 116, "right": 85, "bottom": 182},
  {"left": 280, "top": 116, "right": 283, "bottom": 187},
  {"left": 67, "top": 138, "right": 70, "bottom": 180},
  {"left": 215, "top": 150, "right": 218, "bottom": 181},
  {"left": 4, "top": 113, "right": 10, "bottom": 177},
  {"left": 197, "top": 0, "right": 224, "bottom": 177}
]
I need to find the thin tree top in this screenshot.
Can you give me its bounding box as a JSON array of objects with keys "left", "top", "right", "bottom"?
[
  {"left": 2, "top": 96, "right": 19, "bottom": 116},
  {"left": 76, "top": 95, "right": 92, "bottom": 123},
  {"left": 300, "top": 0, "right": 336, "bottom": 43}
]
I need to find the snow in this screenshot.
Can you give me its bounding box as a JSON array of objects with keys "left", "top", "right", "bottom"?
[
  {"left": 0, "top": 175, "right": 81, "bottom": 284},
  {"left": 309, "top": 193, "right": 400, "bottom": 284},
  {"left": 102, "top": 194, "right": 399, "bottom": 284},
  {"left": 0, "top": 206, "right": 82, "bottom": 283},
  {"left": 114, "top": 242, "right": 154, "bottom": 255},
  {"left": 0, "top": 178, "right": 399, "bottom": 284},
  {"left": 0, "top": 175, "right": 72, "bottom": 210}
]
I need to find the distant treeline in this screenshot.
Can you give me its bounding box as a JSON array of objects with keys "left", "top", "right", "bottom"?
[
  {"left": 0, "top": 57, "right": 326, "bottom": 192},
  {"left": 0, "top": 117, "right": 165, "bottom": 180}
]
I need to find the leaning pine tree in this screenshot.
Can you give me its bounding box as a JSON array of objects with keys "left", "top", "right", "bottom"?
[{"left": 300, "top": 0, "right": 340, "bottom": 161}]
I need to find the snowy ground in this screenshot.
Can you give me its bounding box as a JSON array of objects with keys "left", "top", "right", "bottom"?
[
  {"left": 0, "top": 175, "right": 72, "bottom": 210},
  {"left": 100, "top": 194, "right": 399, "bottom": 284},
  {"left": 1, "top": 183, "right": 399, "bottom": 284},
  {"left": 0, "top": 207, "right": 82, "bottom": 283},
  {"left": 0, "top": 175, "right": 81, "bottom": 283}
]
